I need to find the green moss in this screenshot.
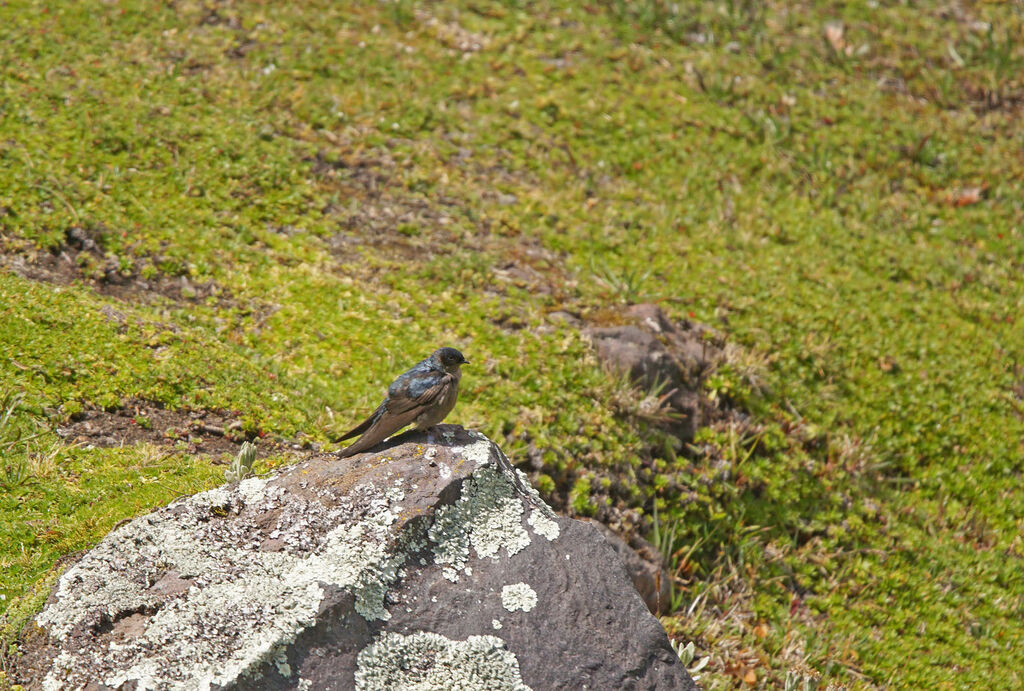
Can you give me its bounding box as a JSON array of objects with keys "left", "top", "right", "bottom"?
[
  {"left": 569, "top": 476, "right": 597, "bottom": 517},
  {"left": 535, "top": 474, "right": 556, "bottom": 496}
]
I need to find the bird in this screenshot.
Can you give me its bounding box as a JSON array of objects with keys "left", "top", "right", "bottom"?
[{"left": 336, "top": 347, "right": 469, "bottom": 458}]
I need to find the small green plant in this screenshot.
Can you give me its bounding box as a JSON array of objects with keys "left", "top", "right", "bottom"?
[
  {"left": 604, "top": 368, "right": 681, "bottom": 428},
  {"left": 1, "top": 393, "right": 25, "bottom": 438},
  {"left": 784, "top": 668, "right": 821, "bottom": 691},
  {"left": 587, "top": 256, "right": 651, "bottom": 304},
  {"left": 568, "top": 475, "right": 598, "bottom": 516},
  {"left": 670, "top": 639, "right": 710, "bottom": 682},
  {"left": 0, "top": 392, "right": 43, "bottom": 490},
  {"left": 224, "top": 441, "right": 257, "bottom": 484},
  {"left": 648, "top": 502, "right": 688, "bottom": 612},
  {"left": 535, "top": 473, "right": 556, "bottom": 495},
  {"left": 61, "top": 400, "right": 84, "bottom": 420},
  {"left": 0, "top": 455, "right": 28, "bottom": 491}
]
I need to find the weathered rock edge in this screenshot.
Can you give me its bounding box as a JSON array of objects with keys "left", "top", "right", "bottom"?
[{"left": 16, "top": 425, "right": 695, "bottom": 690}]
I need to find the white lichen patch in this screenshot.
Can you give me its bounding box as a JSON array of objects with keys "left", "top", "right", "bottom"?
[
  {"left": 191, "top": 485, "right": 233, "bottom": 511},
  {"left": 237, "top": 475, "right": 272, "bottom": 505},
  {"left": 354, "top": 632, "right": 531, "bottom": 691},
  {"left": 274, "top": 647, "right": 291, "bottom": 677},
  {"left": 37, "top": 476, "right": 411, "bottom": 691},
  {"left": 526, "top": 508, "right": 559, "bottom": 541},
  {"left": 459, "top": 433, "right": 496, "bottom": 467},
  {"left": 492, "top": 619, "right": 503, "bottom": 630},
  {"left": 501, "top": 583, "right": 538, "bottom": 613},
  {"left": 428, "top": 467, "right": 530, "bottom": 581},
  {"left": 41, "top": 652, "right": 76, "bottom": 691}
]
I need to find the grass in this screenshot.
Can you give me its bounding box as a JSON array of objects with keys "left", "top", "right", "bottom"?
[{"left": 2, "top": 0, "right": 1023, "bottom": 688}]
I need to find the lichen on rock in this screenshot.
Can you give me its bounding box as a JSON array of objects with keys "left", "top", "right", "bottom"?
[
  {"left": 526, "top": 506, "right": 559, "bottom": 541},
  {"left": 428, "top": 466, "right": 533, "bottom": 582},
  {"left": 354, "top": 631, "right": 532, "bottom": 691},
  {"left": 500, "top": 583, "right": 538, "bottom": 613},
  {"left": 35, "top": 475, "right": 411, "bottom": 690}
]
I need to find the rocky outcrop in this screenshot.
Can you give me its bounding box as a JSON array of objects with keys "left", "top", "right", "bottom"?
[
  {"left": 15, "top": 426, "right": 695, "bottom": 690},
  {"left": 587, "top": 303, "right": 726, "bottom": 442}
]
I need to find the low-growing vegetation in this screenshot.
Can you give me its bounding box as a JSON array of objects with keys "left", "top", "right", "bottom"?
[{"left": 2, "top": 1, "right": 1022, "bottom": 688}]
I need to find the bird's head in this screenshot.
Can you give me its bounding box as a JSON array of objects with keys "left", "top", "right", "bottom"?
[{"left": 434, "top": 347, "right": 469, "bottom": 373}]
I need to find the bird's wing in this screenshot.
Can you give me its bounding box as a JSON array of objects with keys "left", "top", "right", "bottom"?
[
  {"left": 336, "top": 405, "right": 423, "bottom": 457},
  {"left": 386, "top": 370, "right": 454, "bottom": 416}
]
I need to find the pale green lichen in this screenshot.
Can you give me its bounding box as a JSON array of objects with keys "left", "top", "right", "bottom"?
[
  {"left": 460, "top": 433, "right": 498, "bottom": 467},
  {"left": 428, "top": 438, "right": 561, "bottom": 582},
  {"left": 354, "top": 632, "right": 531, "bottom": 691},
  {"left": 500, "top": 583, "right": 538, "bottom": 613},
  {"left": 37, "top": 478, "right": 409, "bottom": 691},
  {"left": 526, "top": 508, "right": 559, "bottom": 541},
  {"left": 428, "top": 466, "right": 531, "bottom": 582},
  {"left": 274, "top": 647, "right": 291, "bottom": 677}
]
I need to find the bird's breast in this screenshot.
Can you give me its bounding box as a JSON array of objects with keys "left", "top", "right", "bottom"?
[{"left": 414, "top": 376, "right": 459, "bottom": 429}]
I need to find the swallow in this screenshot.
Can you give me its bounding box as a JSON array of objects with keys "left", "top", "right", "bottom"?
[{"left": 337, "top": 347, "right": 469, "bottom": 458}]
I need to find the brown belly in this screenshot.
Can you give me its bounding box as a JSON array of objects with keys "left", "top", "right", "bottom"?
[{"left": 414, "top": 378, "right": 459, "bottom": 429}]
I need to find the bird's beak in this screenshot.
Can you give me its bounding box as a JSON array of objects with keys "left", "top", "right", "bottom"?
[{"left": 462, "top": 358, "right": 470, "bottom": 365}]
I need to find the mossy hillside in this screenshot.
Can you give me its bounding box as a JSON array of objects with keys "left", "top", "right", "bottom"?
[
  {"left": 0, "top": 269, "right": 636, "bottom": 611},
  {"left": 2, "top": 1, "right": 1023, "bottom": 688}
]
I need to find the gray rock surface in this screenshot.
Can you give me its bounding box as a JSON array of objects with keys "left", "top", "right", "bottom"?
[
  {"left": 15, "top": 426, "right": 695, "bottom": 690},
  {"left": 588, "top": 520, "right": 673, "bottom": 617}
]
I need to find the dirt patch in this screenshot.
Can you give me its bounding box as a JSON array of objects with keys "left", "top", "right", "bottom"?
[
  {"left": 56, "top": 399, "right": 275, "bottom": 461},
  {"left": 488, "top": 238, "right": 577, "bottom": 299},
  {"left": 311, "top": 144, "right": 577, "bottom": 298},
  {"left": 586, "top": 303, "right": 735, "bottom": 442},
  {"left": 312, "top": 148, "right": 465, "bottom": 264},
  {"left": 964, "top": 84, "right": 1024, "bottom": 115},
  {"left": 0, "top": 228, "right": 233, "bottom": 307}
]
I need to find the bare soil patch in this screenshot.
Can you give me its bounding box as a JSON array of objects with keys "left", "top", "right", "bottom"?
[
  {"left": 312, "top": 148, "right": 464, "bottom": 264},
  {"left": 311, "top": 144, "right": 577, "bottom": 299},
  {"left": 0, "top": 229, "right": 232, "bottom": 307},
  {"left": 56, "top": 399, "right": 276, "bottom": 461}
]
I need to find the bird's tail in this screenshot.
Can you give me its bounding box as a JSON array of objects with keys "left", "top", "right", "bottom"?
[{"left": 334, "top": 403, "right": 384, "bottom": 442}]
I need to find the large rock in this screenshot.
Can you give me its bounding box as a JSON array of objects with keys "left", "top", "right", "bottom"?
[{"left": 15, "top": 426, "right": 695, "bottom": 690}]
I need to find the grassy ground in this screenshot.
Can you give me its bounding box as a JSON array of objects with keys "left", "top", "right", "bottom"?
[{"left": 2, "top": 1, "right": 1023, "bottom": 688}]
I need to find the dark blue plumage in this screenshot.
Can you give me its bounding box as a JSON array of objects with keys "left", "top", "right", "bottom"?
[
  {"left": 392, "top": 362, "right": 445, "bottom": 400},
  {"left": 337, "top": 347, "right": 469, "bottom": 458}
]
